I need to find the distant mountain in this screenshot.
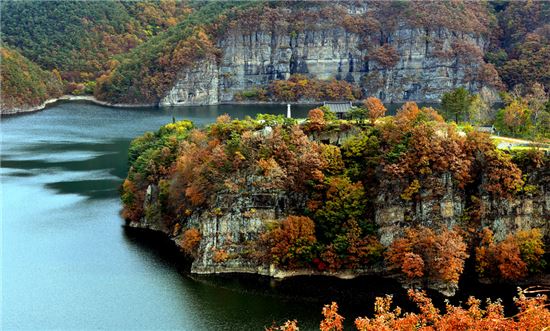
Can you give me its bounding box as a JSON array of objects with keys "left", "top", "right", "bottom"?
[{"left": 1, "top": 0, "right": 548, "bottom": 107}]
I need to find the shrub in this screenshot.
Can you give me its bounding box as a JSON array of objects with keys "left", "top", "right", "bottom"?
[
  {"left": 476, "top": 227, "right": 545, "bottom": 280},
  {"left": 259, "top": 215, "right": 317, "bottom": 269},
  {"left": 181, "top": 228, "right": 201, "bottom": 258}
]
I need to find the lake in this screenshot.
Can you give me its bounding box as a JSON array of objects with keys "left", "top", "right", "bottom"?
[{"left": 1, "top": 102, "right": 517, "bottom": 330}]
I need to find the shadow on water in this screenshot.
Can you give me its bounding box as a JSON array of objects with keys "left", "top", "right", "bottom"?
[
  {"left": 122, "top": 226, "right": 193, "bottom": 273},
  {"left": 2, "top": 139, "right": 131, "bottom": 199},
  {"left": 123, "top": 226, "right": 413, "bottom": 328},
  {"left": 124, "top": 224, "right": 533, "bottom": 328}
]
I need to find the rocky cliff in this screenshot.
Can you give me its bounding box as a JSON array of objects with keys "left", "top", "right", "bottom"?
[
  {"left": 131, "top": 168, "right": 548, "bottom": 295},
  {"left": 125, "top": 120, "right": 548, "bottom": 296},
  {"left": 160, "top": 3, "right": 499, "bottom": 106},
  {"left": 375, "top": 175, "right": 549, "bottom": 246}
]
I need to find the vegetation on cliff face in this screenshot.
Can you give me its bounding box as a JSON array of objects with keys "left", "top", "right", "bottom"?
[
  {"left": 234, "top": 74, "right": 361, "bottom": 103},
  {"left": 90, "top": 0, "right": 549, "bottom": 112},
  {"left": 95, "top": 0, "right": 500, "bottom": 104},
  {"left": 121, "top": 101, "right": 547, "bottom": 292},
  {"left": 0, "top": 47, "right": 63, "bottom": 111}
]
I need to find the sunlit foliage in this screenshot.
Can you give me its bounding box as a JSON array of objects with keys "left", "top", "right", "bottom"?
[
  {"left": 0, "top": 47, "right": 63, "bottom": 110},
  {"left": 270, "top": 288, "right": 550, "bottom": 331},
  {"left": 386, "top": 227, "right": 468, "bottom": 285},
  {"left": 476, "top": 228, "right": 546, "bottom": 280},
  {"left": 122, "top": 103, "right": 545, "bottom": 284}
]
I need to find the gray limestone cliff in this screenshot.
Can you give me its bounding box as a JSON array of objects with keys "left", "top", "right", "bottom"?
[
  {"left": 376, "top": 175, "right": 549, "bottom": 247},
  {"left": 129, "top": 151, "right": 548, "bottom": 296},
  {"left": 160, "top": 5, "right": 498, "bottom": 106},
  {"left": 162, "top": 59, "right": 220, "bottom": 106}
]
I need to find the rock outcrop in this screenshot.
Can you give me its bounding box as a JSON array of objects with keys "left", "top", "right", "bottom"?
[
  {"left": 130, "top": 169, "right": 548, "bottom": 296},
  {"left": 161, "top": 60, "right": 219, "bottom": 106},
  {"left": 375, "top": 175, "right": 549, "bottom": 246},
  {"left": 161, "top": 4, "right": 498, "bottom": 106}
]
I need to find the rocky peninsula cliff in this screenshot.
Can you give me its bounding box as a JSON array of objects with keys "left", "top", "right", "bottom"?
[{"left": 121, "top": 107, "right": 548, "bottom": 296}]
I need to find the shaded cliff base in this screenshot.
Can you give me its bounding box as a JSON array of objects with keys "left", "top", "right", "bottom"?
[
  {"left": 127, "top": 219, "right": 549, "bottom": 300},
  {"left": 124, "top": 224, "right": 546, "bottom": 318}
]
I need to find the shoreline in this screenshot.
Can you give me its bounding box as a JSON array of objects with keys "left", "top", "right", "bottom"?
[
  {"left": 1, "top": 95, "right": 158, "bottom": 117},
  {"left": 1, "top": 96, "right": 348, "bottom": 116},
  {"left": 2, "top": 96, "right": 442, "bottom": 116},
  {"left": 126, "top": 223, "right": 550, "bottom": 298},
  {"left": 58, "top": 95, "right": 157, "bottom": 108},
  {"left": 126, "top": 221, "right": 387, "bottom": 281}
]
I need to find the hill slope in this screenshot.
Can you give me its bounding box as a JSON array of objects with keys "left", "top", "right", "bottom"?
[
  {"left": 1, "top": 1, "right": 549, "bottom": 107},
  {"left": 1, "top": 0, "right": 192, "bottom": 81},
  {"left": 0, "top": 47, "right": 64, "bottom": 114}
]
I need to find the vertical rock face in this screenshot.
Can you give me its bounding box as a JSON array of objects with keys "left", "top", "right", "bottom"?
[
  {"left": 375, "top": 173, "right": 465, "bottom": 246},
  {"left": 160, "top": 60, "right": 219, "bottom": 106},
  {"left": 137, "top": 174, "right": 548, "bottom": 272},
  {"left": 218, "top": 29, "right": 365, "bottom": 101},
  {"left": 375, "top": 174, "right": 549, "bottom": 247},
  {"left": 480, "top": 194, "right": 549, "bottom": 242},
  {"left": 218, "top": 27, "right": 487, "bottom": 103},
  {"left": 162, "top": 4, "right": 495, "bottom": 105}
]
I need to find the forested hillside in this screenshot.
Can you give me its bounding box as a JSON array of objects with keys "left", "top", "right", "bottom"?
[
  {"left": 94, "top": 1, "right": 255, "bottom": 103},
  {"left": 0, "top": 47, "right": 64, "bottom": 113},
  {"left": 487, "top": 1, "right": 550, "bottom": 90},
  {"left": 1, "top": 0, "right": 549, "bottom": 109},
  {"left": 1, "top": 0, "right": 192, "bottom": 82}
]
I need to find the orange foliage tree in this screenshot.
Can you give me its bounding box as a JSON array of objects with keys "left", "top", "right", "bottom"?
[
  {"left": 354, "top": 288, "right": 550, "bottom": 331},
  {"left": 180, "top": 228, "right": 201, "bottom": 258},
  {"left": 363, "top": 97, "right": 387, "bottom": 124},
  {"left": 368, "top": 44, "right": 400, "bottom": 68},
  {"left": 307, "top": 108, "right": 327, "bottom": 132},
  {"left": 464, "top": 131, "right": 524, "bottom": 197},
  {"left": 320, "top": 302, "right": 344, "bottom": 331},
  {"left": 268, "top": 74, "right": 358, "bottom": 102},
  {"left": 271, "top": 288, "right": 550, "bottom": 331},
  {"left": 476, "top": 227, "right": 545, "bottom": 281},
  {"left": 120, "top": 178, "right": 145, "bottom": 223},
  {"left": 385, "top": 227, "right": 468, "bottom": 285},
  {"left": 259, "top": 216, "right": 318, "bottom": 269}
]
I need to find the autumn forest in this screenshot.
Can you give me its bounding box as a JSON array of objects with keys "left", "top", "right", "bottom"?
[{"left": 1, "top": 1, "right": 549, "bottom": 330}]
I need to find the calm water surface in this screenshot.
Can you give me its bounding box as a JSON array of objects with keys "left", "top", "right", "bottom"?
[{"left": 1, "top": 102, "right": 516, "bottom": 330}]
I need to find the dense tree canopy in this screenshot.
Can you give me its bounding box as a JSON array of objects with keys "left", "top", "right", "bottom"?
[
  {"left": 0, "top": 47, "right": 63, "bottom": 111},
  {"left": 1, "top": 0, "right": 193, "bottom": 81},
  {"left": 487, "top": 0, "right": 550, "bottom": 90}
]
